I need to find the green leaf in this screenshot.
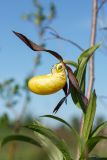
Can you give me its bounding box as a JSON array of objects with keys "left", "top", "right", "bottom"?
[
  {"left": 87, "top": 136, "right": 107, "bottom": 153},
  {"left": 41, "top": 115, "right": 72, "bottom": 129},
  {"left": 64, "top": 60, "right": 78, "bottom": 68},
  {"left": 76, "top": 44, "right": 100, "bottom": 92},
  {"left": 40, "top": 115, "right": 82, "bottom": 157},
  {"left": 34, "top": 131, "right": 64, "bottom": 160},
  {"left": 70, "top": 81, "right": 80, "bottom": 106},
  {"left": 77, "top": 44, "right": 100, "bottom": 88},
  {"left": 76, "top": 44, "right": 100, "bottom": 91},
  {"left": 40, "top": 115, "right": 80, "bottom": 138},
  {"left": 70, "top": 44, "right": 100, "bottom": 110},
  {"left": 25, "top": 121, "right": 73, "bottom": 160},
  {"left": 80, "top": 135, "right": 107, "bottom": 159},
  {"left": 76, "top": 64, "right": 87, "bottom": 96},
  {"left": 1, "top": 134, "right": 41, "bottom": 148},
  {"left": 78, "top": 43, "right": 100, "bottom": 64},
  {"left": 82, "top": 90, "right": 96, "bottom": 141},
  {"left": 69, "top": 68, "right": 87, "bottom": 113},
  {"left": 90, "top": 121, "right": 107, "bottom": 137}
]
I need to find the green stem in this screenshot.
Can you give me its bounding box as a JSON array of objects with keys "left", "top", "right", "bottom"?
[{"left": 76, "top": 0, "right": 98, "bottom": 159}]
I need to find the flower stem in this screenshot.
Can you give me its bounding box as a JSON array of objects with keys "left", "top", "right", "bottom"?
[{"left": 76, "top": 0, "right": 98, "bottom": 159}]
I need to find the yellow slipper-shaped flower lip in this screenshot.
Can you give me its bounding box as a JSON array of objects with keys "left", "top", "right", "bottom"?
[{"left": 28, "top": 63, "right": 66, "bottom": 95}]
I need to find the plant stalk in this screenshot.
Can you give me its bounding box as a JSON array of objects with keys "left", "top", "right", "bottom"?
[{"left": 76, "top": 0, "right": 98, "bottom": 159}]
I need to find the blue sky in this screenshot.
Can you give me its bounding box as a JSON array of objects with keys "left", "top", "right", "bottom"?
[{"left": 0, "top": 0, "right": 107, "bottom": 126}]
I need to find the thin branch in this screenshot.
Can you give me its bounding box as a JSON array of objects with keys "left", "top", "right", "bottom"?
[
  {"left": 86, "top": 0, "right": 98, "bottom": 99},
  {"left": 45, "top": 26, "right": 84, "bottom": 52},
  {"left": 51, "top": 32, "right": 84, "bottom": 51},
  {"left": 97, "top": 0, "right": 107, "bottom": 13}
]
